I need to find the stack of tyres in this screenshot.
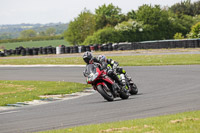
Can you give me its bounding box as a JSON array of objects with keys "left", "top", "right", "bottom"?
[
  {"left": 107, "top": 43, "right": 113, "bottom": 51},
  {"left": 47, "top": 46, "right": 53, "bottom": 54},
  {"left": 33, "top": 48, "right": 39, "bottom": 55},
  {"left": 43, "top": 47, "right": 47, "bottom": 54},
  {"left": 81, "top": 45, "right": 86, "bottom": 52},
  {"left": 25, "top": 48, "right": 30, "bottom": 55},
  {"left": 39, "top": 47, "right": 43, "bottom": 54},
  {"left": 3, "top": 50, "right": 7, "bottom": 56},
  {"left": 52, "top": 47, "right": 56, "bottom": 54},
  {"left": 65, "top": 47, "right": 70, "bottom": 53},
  {"left": 21, "top": 48, "right": 26, "bottom": 56},
  {"left": 113, "top": 43, "right": 118, "bottom": 50},
  {"left": 11, "top": 49, "right": 16, "bottom": 55},
  {"left": 0, "top": 51, "right": 5, "bottom": 57},
  {"left": 69, "top": 46, "right": 73, "bottom": 53},
  {"left": 61, "top": 45, "right": 65, "bottom": 54},
  {"left": 103, "top": 44, "right": 108, "bottom": 51},
  {"left": 94, "top": 44, "right": 99, "bottom": 51},
  {"left": 16, "top": 48, "right": 21, "bottom": 55},
  {"left": 100, "top": 45, "right": 104, "bottom": 51},
  {"left": 85, "top": 46, "right": 91, "bottom": 52},
  {"left": 73, "top": 46, "right": 78, "bottom": 53}
]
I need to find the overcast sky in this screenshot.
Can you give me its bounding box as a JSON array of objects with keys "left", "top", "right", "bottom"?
[{"left": 0, "top": 0, "right": 198, "bottom": 25}]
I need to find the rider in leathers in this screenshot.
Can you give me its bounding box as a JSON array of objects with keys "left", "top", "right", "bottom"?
[{"left": 82, "top": 52, "right": 126, "bottom": 94}]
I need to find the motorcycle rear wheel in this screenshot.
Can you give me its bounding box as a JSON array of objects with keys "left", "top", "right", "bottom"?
[{"left": 97, "top": 84, "right": 114, "bottom": 101}]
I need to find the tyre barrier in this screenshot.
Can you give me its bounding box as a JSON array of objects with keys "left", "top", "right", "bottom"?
[
  {"left": 73, "top": 46, "right": 79, "bottom": 53},
  {"left": 94, "top": 44, "right": 99, "bottom": 51},
  {"left": 0, "top": 51, "right": 5, "bottom": 57},
  {"left": 81, "top": 45, "right": 86, "bottom": 52},
  {"left": 65, "top": 47, "right": 70, "bottom": 53},
  {"left": 85, "top": 46, "right": 91, "bottom": 52},
  {"left": 1, "top": 39, "right": 200, "bottom": 57}
]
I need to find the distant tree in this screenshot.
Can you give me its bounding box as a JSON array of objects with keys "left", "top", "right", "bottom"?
[
  {"left": 45, "top": 28, "right": 56, "bottom": 36},
  {"left": 136, "top": 4, "right": 173, "bottom": 40},
  {"left": 39, "top": 31, "right": 46, "bottom": 36},
  {"left": 114, "top": 19, "right": 145, "bottom": 42},
  {"left": 0, "top": 33, "right": 12, "bottom": 40},
  {"left": 20, "top": 29, "right": 37, "bottom": 38},
  {"left": 173, "top": 32, "right": 185, "bottom": 39},
  {"left": 170, "top": 0, "right": 200, "bottom": 16},
  {"left": 126, "top": 10, "right": 137, "bottom": 20},
  {"left": 64, "top": 9, "right": 96, "bottom": 45},
  {"left": 187, "top": 22, "right": 200, "bottom": 38},
  {"left": 95, "top": 4, "right": 124, "bottom": 30},
  {"left": 193, "top": 1, "right": 200, "bottom": 15},
  {"left": 82, "top": 27, "right": 121, "bottom": 45}
]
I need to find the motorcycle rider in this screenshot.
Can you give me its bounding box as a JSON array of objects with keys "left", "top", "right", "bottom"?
[
  {"left": 82, "top": 52, "right": 126, "bottom": 94},
  {"left": 97, "top": 55, "right": 127, "bottom": 86}
]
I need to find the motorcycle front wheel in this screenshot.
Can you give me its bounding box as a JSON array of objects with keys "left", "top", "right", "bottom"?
[
  {"left": 129, "top": 83, "right": 138, "bottom": 95},
  {"left": 97, "top": 84, "right": 114, "bottom": 101}
]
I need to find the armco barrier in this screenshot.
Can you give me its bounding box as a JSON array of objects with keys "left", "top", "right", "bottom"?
[{"left": 1, "top": 39, "right": 200, "bottom": 57}]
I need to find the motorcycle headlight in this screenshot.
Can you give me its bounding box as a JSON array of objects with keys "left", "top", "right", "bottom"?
[{"left": 88, "top": 72, "right": 99, "bottom": 82}]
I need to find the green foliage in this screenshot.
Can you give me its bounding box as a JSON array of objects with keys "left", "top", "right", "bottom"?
[
  {"left": 187, "top": 22, "right": 200, "bottom": 38},
  {"left": 114, "top": 19, "right": 144, "bottom": 42},
  {"left": 0, "top": 35, "right": 64, "bottom": 44},
  {"left": 173, "top": 32, "right": 185, "bottom": 39},
  {"left": 0, "top": 39, "right": 68, "bottom": 50},
  {"left": 136, "top": 5, "right": 173, "bottom": 40},
  {"left": 45, "top": 28, "right": 56, "bottom": 36},
  {"left": 126, "top": 10, "right": 137, "bottom": 20},
  {"left": 82, "top": 27, "right": 121, "bottom": 45},
  {"left": 0, "top": 33, "right": 12, "bottom": 40},
  {"left": 95, "top": 4, "right": 124, "bottom": 30},
  {"left": 170, "top": 0, "right": 200, "bottom": 16},
  {"left": 20, "top": 29, "right": 37, "bottom": 38},
  {"left": 64, "top": 9, "right": 95, "bottom": 45}
]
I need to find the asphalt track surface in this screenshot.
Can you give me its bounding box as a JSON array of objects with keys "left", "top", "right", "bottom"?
[{"left": 0, "top": 65, "right": 200, "bottom": 133}]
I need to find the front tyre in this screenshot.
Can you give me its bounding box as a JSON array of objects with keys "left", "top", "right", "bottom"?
[
  {"left": 119, "top": 89, "right": 129, "bottom": 99},
  {"left": 97, "top": 84, "right": 114, "bottom": 101},
  {"left": 129, "top": 83, "right": 138, "bottom": 95}
]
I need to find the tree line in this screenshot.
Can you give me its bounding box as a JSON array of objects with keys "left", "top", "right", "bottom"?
[
  {"left": 0, "top": 27, "right": 64, "bottom": 44},
  {"left": 64, "top": 0, "right": 200, "bottom": 45}
]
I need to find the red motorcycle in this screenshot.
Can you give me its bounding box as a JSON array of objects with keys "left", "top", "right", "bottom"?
[{"left": 84, "top": 63, "right": 129, "bottom": 101}]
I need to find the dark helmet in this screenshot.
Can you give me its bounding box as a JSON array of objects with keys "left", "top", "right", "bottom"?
[{"left": 83, "top": 51, "right": 93, "bottom": 64}]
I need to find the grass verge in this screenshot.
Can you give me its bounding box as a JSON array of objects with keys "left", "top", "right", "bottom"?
[
  {"left": 38, "top": 110, "right": 200, "bottom": 133},
  {"left": 0, "top": 54, "right": 200, "bottom": 66},
  {"left": 0, "top": 80, "right": 90, "bottom": 106}
]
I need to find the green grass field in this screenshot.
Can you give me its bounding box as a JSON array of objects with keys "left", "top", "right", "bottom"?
[
  {"left": 0, "top": 39, "right": 69, "bottom": 50},
  {"left": 0, "top": 54, "right": 200, "bottom": 66},
  {"left": 0, "top": 80, "right": 90, "bottom": 106},
  {"left": 38, "top": 110, "right": 200, "bottom": 133}
]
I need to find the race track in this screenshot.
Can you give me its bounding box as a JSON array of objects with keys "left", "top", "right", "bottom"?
[{"left": 0, "top": 65, "right": 200, "bottom": 133}]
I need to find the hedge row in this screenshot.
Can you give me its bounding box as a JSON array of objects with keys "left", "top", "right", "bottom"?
[{"left": 0, "top": 39, "right": 199, "bottom": 57}]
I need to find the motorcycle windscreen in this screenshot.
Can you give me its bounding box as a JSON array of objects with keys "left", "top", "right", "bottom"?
[{"left": 85, "top": 64, "right": 97, "bottom": 77}]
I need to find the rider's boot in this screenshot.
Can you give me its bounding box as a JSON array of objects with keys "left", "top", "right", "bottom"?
[{"left": 113, "top": 74, "right": 127, "bottom": 93}]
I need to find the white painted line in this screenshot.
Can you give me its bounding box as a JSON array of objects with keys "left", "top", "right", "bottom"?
[
  {"left": 0, "top": 110, "right": 19, "bottom": 115},
  {"left": 0, "top": 65, "right": 85, "bottom": 68}
]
